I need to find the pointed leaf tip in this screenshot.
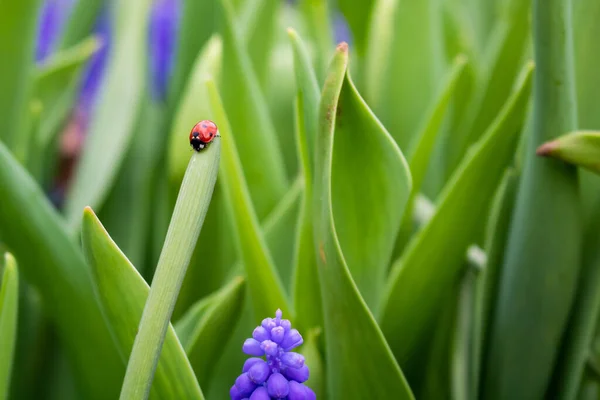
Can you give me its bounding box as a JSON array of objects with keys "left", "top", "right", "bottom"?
[
  {"left": 337, "top": 42, "right": 349, "bottom": 52},
  {"left": 536, "top": 141, "right": 558, "bottom": 156}
]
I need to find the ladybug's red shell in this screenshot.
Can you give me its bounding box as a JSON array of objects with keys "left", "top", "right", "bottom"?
[{"left": 189, "top": 120, "right": 219, "bottom": 151}]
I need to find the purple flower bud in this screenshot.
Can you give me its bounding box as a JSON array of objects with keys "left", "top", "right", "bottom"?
[
  {"left": 275, "top": 308, "right": 283, "bottom": 322},
  {"left": 242, "top": 357, "right": 264, "bottom": 373},
  {"left": 234, "top": 373, "right": 257, "bottom": 396},
  {"left": 261, "top": 340, "right": 279, "bottom": 357},
  {"left": 262, "top": 318, "right": 276, "bottom": 331},
  {"left": 267, "top": 373, "right": 289, "bottom": 398},
  {"left": 148, "top": 0, "right": 180, "bottom": 101},
  {"left": 243, "top": 339, "right": 264, "bottom": 356},
  {"left": 247, "top": 360, "right": 270, "bottom": 384},
  {"left": 306, "top": 386, "right": 316, "bottom": 400},
  {"left": 281, "top": 329, "right": 303, "bottom": 351},
  {"left": 249, "top": 386, "right": 270, "bottom": 400},
  {"left": 280, "top": 319, "right": 291, "bottom": 332},
  {"left": 271, "top": 326, "right": 285, "bottom": 344},
  {"left": 230, "top": 384, "right": 243, "bottom": 400},
  {"left": 284, "top": 364, "right": 310, "bottom": 383},
  {"left": 288, "top": 381, "right": 312, "bottom": 400},
  {"left": 252, "top": 326, "right": 270, "bottom": 342},
  {"left": 281, "top": 352, "right": 305, "bottom": 369}
]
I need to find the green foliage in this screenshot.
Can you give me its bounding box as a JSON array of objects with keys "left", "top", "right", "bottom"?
[{"left": 1, "top": 0, "right": 599, "bottom": 399}]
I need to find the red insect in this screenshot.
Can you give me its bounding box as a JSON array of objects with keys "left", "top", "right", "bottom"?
[{"left": 189, "top": 120, "right": 219, "bottom": 152}]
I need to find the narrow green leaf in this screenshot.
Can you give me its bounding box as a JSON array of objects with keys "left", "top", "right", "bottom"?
[
  {"left": 33, "top": 36, "right": 101, "bottom": 149},
  {"left": 297, "top": 0, "right": 333, "bottom": 79},
  {"left": 0, "top": 0, "right": 41, "bottom": 153},
  {"left": 537, "top": 131, "right": 600, "bottom": 175},
  {"left": 337, "top": 0, "right": 374, "bottom": 54},
  {"left": 0, "top": 142, "right": 123, "bottom": 399},
  {"left": 301, "top": 328, "right": 325, "bottom": 399},
  {"left": 483, "top": 0, "right": 582, "bottom": 396},
  {"left": 168, "top": 36, "right": 223, "bottom": 185},
  {"left": 175, "top": 276, "right": 245, "bottom": 389},
  {"left": 288, "top": 29, "right": 323, "bottom": 331},
  {"left": 314, "top": 43, "right": 413, "bottom": 399},
  {"left": 0, "top": 253, "right": 18, "bottom": 400},
  {"left": 472, "top": 169, "right": 520, "bottom": 400},
  {"left": 380, "top": 62, "right": 533, "bottom": 371},
  {"left": 58, "top": 0, "right": 103, "bottom": 49},
  {"left": 121, "top": 138, "right": 220, "bottom": 400},
  {"left": 206, "top": 78, "right": 291, "bottom": 320},
  {"left": 81, "top": 208, "right": 204, "bottom": 400},
  {"left": 219, "top": 0, "right": 289, "bottom": 219},
  {"left": 65, "top": 0, "right": 152, "bottom": 230},
  {"left": 365, "top": 0, "right": 446, "bottom": 150}
]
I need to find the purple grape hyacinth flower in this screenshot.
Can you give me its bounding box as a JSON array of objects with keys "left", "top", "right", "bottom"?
[
  {"left": 231, "top": 309, "right": 315, "bottom": 400},
  {"left": 36, "top": 0, "right": 77, "bottom": 62},
  {"left": 148, "top": 0, "right": 180, "bottom": 102}
]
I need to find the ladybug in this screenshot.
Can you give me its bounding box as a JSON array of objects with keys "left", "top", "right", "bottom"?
[{"left": 189, "top": 120, "right": 219, "bottom": 152}]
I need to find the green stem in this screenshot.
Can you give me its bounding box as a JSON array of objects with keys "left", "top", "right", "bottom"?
[{"left": 120, "top": 142, "right": 221, "bottom": 400}]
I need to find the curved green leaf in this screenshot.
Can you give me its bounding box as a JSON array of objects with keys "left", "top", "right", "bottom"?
[
  {"left": 206, "top": 78, "right": 290, "bottom": 320},
  {"left": 0, "top": 0, "right": 41, "bottom": 155},
  {"left": 380, "top": 62, "right": 533, "bottom": 371},
  {"left": 175, "top": 276, "right": 245, "bottom": 389},
  {"left": 536, "top": 131, "right": 600, "bottom": 175},
  {"left": 81, "top": 208, "right": 204, "bottom": 400},
  {"left": 218, "top": 0, "right": 289, "bottom": 219},
  {"left": 65, "top": 0, "right": 152, "bottom": 230},
  {"left": 314, "top": 43, "right": 413, "bottom": 399},
  {"left": 288, "top": 29, "right": 323, "bottom": 331},
  {"left": 0, "top": 142, "right": 122, "bottom": 399},
  {"left": 0, "top": 253, "right": 18, "bottom": 400}
]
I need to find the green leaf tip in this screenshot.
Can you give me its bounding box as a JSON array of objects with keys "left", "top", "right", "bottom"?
[{"left": 536, "top": 130, "right": 600, "bottom": 174}]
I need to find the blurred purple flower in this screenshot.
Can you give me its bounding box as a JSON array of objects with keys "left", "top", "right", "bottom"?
[
  {"left": 231, "top": 310, "right": 315, "bottom": 400},
  {"left": 148, "top": 0, "right": 180, "bottom": 102},
  {"left": 36, "top": 0, "right": 76, "bottom": 62},
  {"left": 333, "top": 12, "right": 352, "bottom": 45}
]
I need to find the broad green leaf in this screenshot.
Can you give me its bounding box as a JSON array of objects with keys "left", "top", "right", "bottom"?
[
  {"left": 380, "top": 62, "right": 533, "bottom": 372},
  {"left": 33, "top": 36, "right": 101, "bottom": 149},
  {"left": 175, "top": 276, "right": 245, "bottom": 389},
  {"left": 288, "top": 29, "right": 323, "bottom": 331},
  {"left": 206, "top": 78, "right": 291, "bottom": 320},
  {"left": 472, "top": 169, "right": 519, "bottom": 400},
  {"left": 314, "top": 43, "right": 413, "bottom": 399},
  {"left": 121, "top": 138, "right": 220, "bottom": 400},
  {"left": 301, "top": 328, "right": 325, "bottom": 399},
  {"left": 536, "top": 131, "right": 600, "bottom": 175},
  {"left": 219, "top": 0, "right": 289, "bottom": 220},
  {"left": 0, "top": 142, "right": 122, "bottom": 399},
  {"left": 446, "top": 0, "right": 531, "bottom": 176},
  {"left": 365, "top": 0, "right": 445, "bottom": 150},
  {"left": 483, "top": 0, "right": 581, "bottom": 396},
  {"left": 81, "top": 208, "right": 204, "bottom": 400},
  {"left": 0, "top": 253, "right": 18, "bottom": 400},
  {"left": 0, "top": 0, "right": 41, "bottom": 155},
  {"left": 64, "top": 0, "right": 152, "bottom": 230},
  {"left": 168, "top": 36, "right": 223, "bottom": 185},
  {"left": 168, "top": 0, "right": 217, "bottom": 105}
]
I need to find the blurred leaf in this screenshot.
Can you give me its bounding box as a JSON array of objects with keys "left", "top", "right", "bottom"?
[
  {"left": 365, "top": 0, "right": 446, "bottom": 150},
  {"left": 483, "top": 0, "right": 582, "bottom": 396},
  {"left": 64, "top": 0, "right": 152, "bottom": 230},
  {"left": 219, "top": 0, "right": 289, "bottom": 219},
  {"left": 338, "top": 0, "right": 374, "bottom": 54},
  {"left": 175, "top": 276, "right": 245, "bottom": 389},
  {"left": 0, "top": 253, "right": 18, "bottom": 400},
  {"left": 471, "top": 169, "right": 519, "bottom": 400},
  {"left": 34, "top": 36, "right": 101, "bottom": 150},
  {"left": 0, "top": 141, "right": 122, "bottom": 399},
  {"left": 0, "top": 0, "right": 41, "bottom": 155},
  {"left": 168, "top": 0, "right": 217, "bottom": 105},
  {"left": 380, "top": 62, "right": 533, "bottom": 373},
  {"left": 537, "top": 131, "right": 600, "bottom": 175},
  {"left": 298, "top": 0, "right": 333, "bottom": 80},
  {"left": 81, "top": 208, "right": 204, "bottom": 400},
  {"left": 301, "top": 328, "right": 325, "bottom": 399},
  {"left": 59, "top": 0, "right": 103, "bottom": 49},
  {"left": 314, "top": 43, "right": 413, "bottom": 399},
  {"left": 288, "top": 29, "right": 323, "bottom": 331},
  {"left": 168, "top": 36, "right": 223, "bottom": 184},
  {"left": 446, "top": 0, "right": 531, "bottom": 176},
  {"left": 206, "top": 78, "right": 291, "bottom": 320}
]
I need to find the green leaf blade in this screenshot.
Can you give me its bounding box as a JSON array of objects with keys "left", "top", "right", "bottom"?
[{"left": 0, "top": 253, "right": 18, "bottom": 400}]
